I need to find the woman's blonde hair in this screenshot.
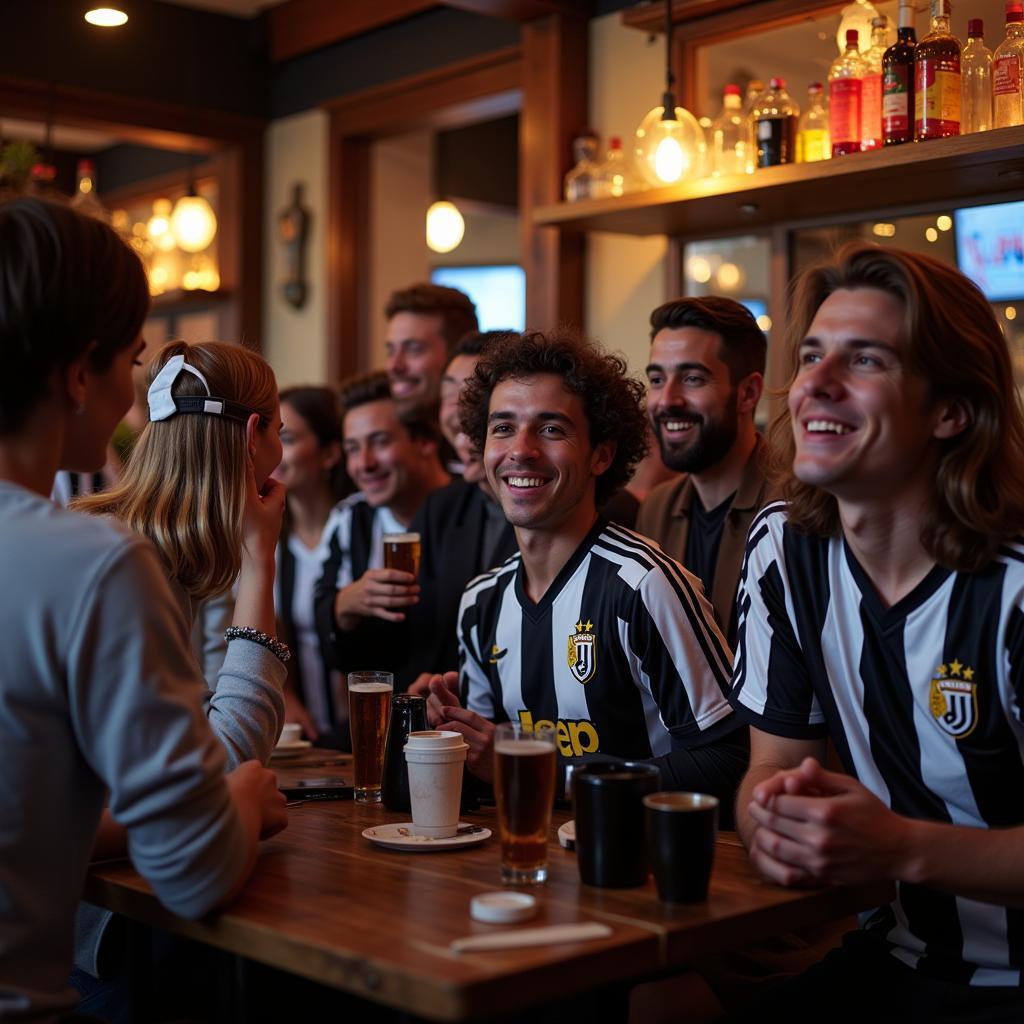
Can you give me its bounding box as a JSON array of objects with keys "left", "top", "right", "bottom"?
[
  {"left": 75, "top": 340, "right": 278, "bottom": 600},
  {"left": 770, "top": 242, "right": 1024, "bottom": 572}
]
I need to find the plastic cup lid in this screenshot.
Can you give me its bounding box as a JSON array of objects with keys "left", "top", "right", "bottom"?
[
  {"left": 470, "top": 891, "right": 538, "bottom": 924},
  {"left": 404, "top": 730, "right": 466, "bottom": 750}
]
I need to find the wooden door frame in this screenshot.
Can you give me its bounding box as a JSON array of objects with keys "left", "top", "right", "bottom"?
[{"left": 322, "top": 13, "right": 587, "bottom": 383}]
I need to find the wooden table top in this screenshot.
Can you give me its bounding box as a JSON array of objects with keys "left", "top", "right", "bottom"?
[{"left": 84, "top": 751, "right": 892, "bottom": 1022}]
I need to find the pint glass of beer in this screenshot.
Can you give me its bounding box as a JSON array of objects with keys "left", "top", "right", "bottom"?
[
  {"left": 348, "top": 671, "right": 393, "bottom": 803},
  {"left": 493, "top": 722, "right": 558, "bottom": 884},
  {"left": 382, "top": 532, "right": 421, "bottom": 577}
]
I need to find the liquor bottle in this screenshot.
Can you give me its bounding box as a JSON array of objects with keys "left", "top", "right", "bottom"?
[
  {"left": 70, "top": 159, "right": 111, "bottom": 224},
  {"left": 752, "top": 78, "right": 799, "bottom": 167},
  {"left": 797, "top": 82, "right": 831, "bottom": 162},
  {"left": 861, "top": 16, "right": 888, "bottom": 150},
  {"left": 711, "top": 85, "right": 750, "bottom": 175},
  {"left": 962, "top": 20, "right": 994, "bottom": 133},
  {"left": 915, "top": 0, "right": 962, "bottom": 140},
  {"left": 884, "top": 0, "right": 918, "bottom": 144},
  {"left": 993, "top": 2, "right": 1024, "bottom": 128},
  {"left": 830, "top": 30, "right": 866, "bottom": 156},
  {"left": 593, "top": 136, "right": 642, "bottom": 197},
  {"left": 743, "top": 79, "right": 765, "bottom": 167},
  {"left": 564, "top": 130, "right": 600, "bottom": 202}
]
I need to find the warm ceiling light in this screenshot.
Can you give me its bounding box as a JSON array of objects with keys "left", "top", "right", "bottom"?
[
  {"left": 171, "top": 193, "right": 217, "bottom": 253},
  {"left": 688, "top": 256, "right": 712, "bottom": 283},
  {"left": 1007, "top": 306, "right": 1018, "bottom": 321},
  {"left": 936, "top": 214, "right": 953, "bottom": 231},
  {"left": 426, "top": 201, "right": 465, "bottom": 254},
  {"left": 925, "top": 227, "right": 939, "bottom": 242},
  {"left": 756, "top": 314, "right": 773, "bottom": 332},
  {"left": 85, "top": 7, "right": 128, "bottom": 27}
]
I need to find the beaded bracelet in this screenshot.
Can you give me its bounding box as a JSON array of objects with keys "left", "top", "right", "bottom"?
[{"left": 224, "top": 626, "right": 291, "bottom": 664}]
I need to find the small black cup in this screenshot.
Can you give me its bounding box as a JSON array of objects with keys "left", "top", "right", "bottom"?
[
  {"left": 644, "top": 791, "right": 719, "bottom": 903},
  {"left": 573, "top": 762, "right": 661, "bottom": 888},
  {"left": 381, "top": 694, "right": 427, "bottom": 812}
]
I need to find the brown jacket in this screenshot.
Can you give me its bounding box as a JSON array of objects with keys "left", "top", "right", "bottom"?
[{"left": 635, "top": 435, "right": 775, "bottom": 644}]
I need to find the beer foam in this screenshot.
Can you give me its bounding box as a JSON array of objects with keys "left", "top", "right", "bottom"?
[
  {"left": 495, "top": 740, "right": 554, "bottom": 756},
  {"left": 349, "top": 682, "right": 394, "bottom": 693},
  {"left": 383, "top": 532, "right": 420, "bottom": 543}
]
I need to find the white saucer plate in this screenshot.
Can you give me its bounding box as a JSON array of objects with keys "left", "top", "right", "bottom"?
[
  {"left": 362, "top": 822, "right": 492, "bottom": 852},
  {"left": 271, "top": 739, "right": 312, "bottom": 759}
]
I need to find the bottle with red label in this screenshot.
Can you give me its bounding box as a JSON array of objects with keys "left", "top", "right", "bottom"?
[
  {"left": 861, "top": 16, "right": 888, "bottom": 150},
  {"left": 830, "top": 29, "right": 866, "bottom": 155},
  {"left": 884, "top": 0, "right": 918, "bottom": 144},
  {"left": 993, "top": 1, "right": 1024, "bottom": 127},
  {"left": 915, "top": 0, "right": 962, "bottom": 140}
]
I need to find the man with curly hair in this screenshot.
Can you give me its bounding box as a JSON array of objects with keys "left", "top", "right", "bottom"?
[{"left": 426, "top": 331, "right": 748, "bottom": 807}]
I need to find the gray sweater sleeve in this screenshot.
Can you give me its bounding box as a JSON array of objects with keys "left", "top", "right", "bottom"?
[{"left": 67, "top": 540, "right": 249, "bottom": 920}]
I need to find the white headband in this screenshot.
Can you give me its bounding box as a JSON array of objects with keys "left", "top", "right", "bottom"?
[{"left": 147, "top": 354, "right": 255, "bottom": 424}]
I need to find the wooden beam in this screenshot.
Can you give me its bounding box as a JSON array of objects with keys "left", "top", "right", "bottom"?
[
  {"left": 0, "top": 76, "right": 264, "bottom": 152},
  {"left": 519, "top": 14, "right": 587, "bottom": 334},
  {"left": 621, "top": 0, "right": 844, "bottom": 39},
  {"left": 324, "top": 47, "right": 522, "bottom": 138},
  {"left": 444, "top": 0, "right": 589, "bottom": 19},
  {"left": 269, "top": 0, "right": 437, "bottom": 63}
]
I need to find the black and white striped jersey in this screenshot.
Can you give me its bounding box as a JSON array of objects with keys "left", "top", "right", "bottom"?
[
  {"left": 732, "top": 501, "right": 1024, "bottom": 986},
  {"left": 458, "top": 518, "right": 735, "bottom": 762}
]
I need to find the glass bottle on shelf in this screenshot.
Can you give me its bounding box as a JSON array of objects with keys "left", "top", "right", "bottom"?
[
  {"left": 883, "top": 0, "right": 918, "bottom": 145},
  {"left": 70, "top": 159, "right": 111, "bottom": 223},
  {"left": 797, "top": 83, "right": 831, "bottom": 162},
  {"left": 915, "top": 0, "right": 962, "bottom": 141},
  {"left": 711, "top": 85, "right": 750, "bottom": 175},
  {"left": 593, "top": 136, "right": 642, "bottom": 198},
  {"left": 751, "top": 78, "right": 799, "bottom": 168},
  {"left": 563, "top": 129, "right": 600, "bottom": 202},
  {"left": 993, "top": 2, "right": 1024, "bottom": 128},
  {"left": 861, "top": 16, "right": 888, "bottom": 150},
  {"left": 743, "top": 79, "right": 765, "bottom": 166},
  {"left": 830, "top": 29, "right": 866, "bottom": 156},
  {"left": 962, "top": 20, "right": 994, "bottom": 133}
]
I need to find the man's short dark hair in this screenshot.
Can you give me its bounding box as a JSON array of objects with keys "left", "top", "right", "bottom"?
[
  {"left": 452, "top": 329, "right": 517, "bottom": 361},
  {"left": 339, "top": 370, "right": 440, "bottom": 446},
  {"left": 649, "top": 296, "right": 767, "bottom": 383},
  {"left": 0, "top": 197, "right": 149, "bottom": 434},
  {"left": 384, "top": 284, "right": 479, "bottom": 353},
  {"left": 460, "top": 331, "right": 648, "bottom": 505}
]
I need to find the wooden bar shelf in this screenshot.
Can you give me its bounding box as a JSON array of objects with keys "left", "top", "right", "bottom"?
[{"left": 533, "top": 125, "right": 1024, "bottom": 237}]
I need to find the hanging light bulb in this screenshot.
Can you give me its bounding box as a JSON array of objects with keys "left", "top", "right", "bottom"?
[
  {"left": 633, "top": 0, "right": 706, "bottom": 187},
  {"left": 426, "top": 200, "right": 465, "bottom": 254},
  {"left": 170, "top": 190, "right": 217, "bottom": 253}
]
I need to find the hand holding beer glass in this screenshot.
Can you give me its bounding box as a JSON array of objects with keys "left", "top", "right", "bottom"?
[
  {"left": 493, "top": 723, "right": 557, "bottom": 884},
  {"left": 348, "top": 671, "right": 393, "bottom": 803}
]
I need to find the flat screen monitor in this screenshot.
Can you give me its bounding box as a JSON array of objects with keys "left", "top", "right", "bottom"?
[
  {"left": 430, "top": 264, "right": 526, "bottom": 332},
  {"left": 954, "top": 201, "right": 1024, "bottom": 302}
]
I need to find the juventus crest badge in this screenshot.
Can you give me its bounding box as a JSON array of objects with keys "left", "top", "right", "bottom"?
[
  {"left": 929, "top": 660, "right": 978, "bottom": 739},
  {"left": 567, "top": 620, "right": 596, "bottom": 684}
]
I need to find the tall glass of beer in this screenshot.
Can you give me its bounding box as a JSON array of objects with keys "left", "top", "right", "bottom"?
[
  {"left": 382, "top": 532, "right": 421, "bottom": 577},
  {"left": 348, "top": 671, "right": 393, "bottom": 803},
  {"left": 493, "top": 722, "right": 558, "bottom": 884}
]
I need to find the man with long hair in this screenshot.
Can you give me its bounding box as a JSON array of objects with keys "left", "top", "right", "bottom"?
[
  {"left": 731, "top": 243, "right": 1024, "bottom": 1019},
  {"left": 425, "top": 332, "right": 747, "bottom": 808}
]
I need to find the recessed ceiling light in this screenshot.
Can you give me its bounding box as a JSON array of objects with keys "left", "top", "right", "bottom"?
[{"left": 85, "top": 7, "right": 128, "bottom": 27}]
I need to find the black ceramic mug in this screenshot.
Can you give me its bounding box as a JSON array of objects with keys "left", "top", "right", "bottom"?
[
  {"left": 643, "top": 791, "right": 719, "bottom": 903},
  {"left": 573, "top": 762, "right": 661, "bottom": 888},
  {"left": 380, "top": 694, "right": 427, "bottom": 812}
]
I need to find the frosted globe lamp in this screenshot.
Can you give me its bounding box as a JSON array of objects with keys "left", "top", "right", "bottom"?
[
  {"left": 634, "top": 104, "right": 706, "bottom": 188},
  {"left": 170, "top": 193, "right": 217, "bottom": 253},
  {"left": 835, "top": 0, "right": 879, "bottom": 54},
  {"left": 426, "top": 201, "right": 465, "bottom": 254},
  {"left": 85, "top": 7, "right": 128, "bottom": 27}
]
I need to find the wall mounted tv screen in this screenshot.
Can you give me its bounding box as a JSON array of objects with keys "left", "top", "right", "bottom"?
[{"left": 955, "top": 200, "right": 1024, "bottom": 303}]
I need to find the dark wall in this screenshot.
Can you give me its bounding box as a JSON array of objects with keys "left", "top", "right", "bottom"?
[
  {"left": 269, "top": 8, "right": 520, "bottom": 119},
  {"left": 1, "top": 0, "right": 267, "bottom": 118},
  {"left": 93, "top": 144, "right": 194, "bottom": 193},
  {"left": 437, "top": 115, "right": 518, "bottom": 208}
]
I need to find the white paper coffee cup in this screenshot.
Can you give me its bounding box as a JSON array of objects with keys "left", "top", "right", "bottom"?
[{"left": 404, "top": 730, "right": 469, "bottom": 838}]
